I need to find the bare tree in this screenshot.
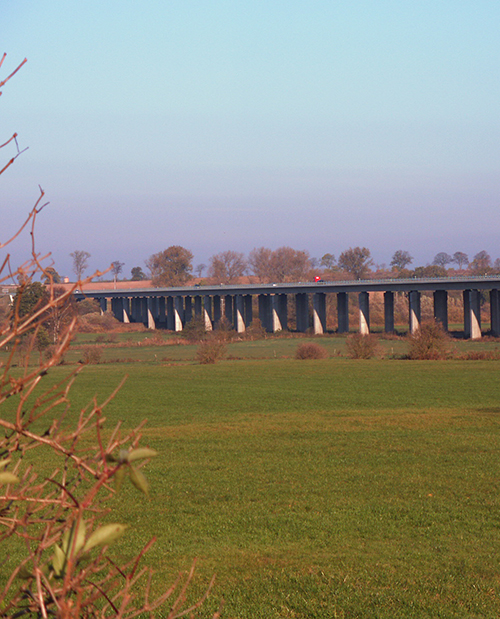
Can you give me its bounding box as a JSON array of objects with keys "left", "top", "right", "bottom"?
[
  {"left": 248, "top": 247, "right": 274, "bottom": 282},
  {"left": 70, "top": 250, "right": 91, "bottom": 280},
  {"left": 432, "top": 252, "right": 452, "bottom": 268},
  {"left": 195, "top": 263, "right": 206, "bottom": 277},
  {"left": 111, "top": 260, "right": 124, "bottom": 284},
  {"left": 320, "top": 253, "right": 336, "bottom": 270},
  {"left": 390, "top": 250, "right": 413, "bottom": 271},
  {"left": 208, "top": 250, "right": 247, "bottom": 284},
  {"left": 146, "top": 245, "right": 193, "bottom": 287},
  {"left": 338, "top": 247, "right": 373, "bottom": 279},
  {"left": 452, "top": 251, "right": 469, "bottom": 269},
  {"left": 470, "top": 250, "right": 492, "bottom": 275}
]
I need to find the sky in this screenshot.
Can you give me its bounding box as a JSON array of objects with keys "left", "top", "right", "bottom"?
[{"left": 1, "top": 1, "right": 499, "bottom": 280}]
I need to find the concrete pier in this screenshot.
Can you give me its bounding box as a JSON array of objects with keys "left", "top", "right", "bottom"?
[
  {"left": 491, "top": 289, "right": 500, "bottom": 337},
  {"left": 296, "top": 293, "right": 309, "bottom": 332},
  {"left": 433, "top": 290, "right": 448, "bottom": 331},
  {"left": 384, "top": 291, "right": 394, "bottom": 333},
  {"left": 313, "top": 292, "right": 326, "bottom": 334},
  {"left": 337, "top": 292, "right": 349, "bottom": 333},
  {"left": 409, "top": 291, "right": 421, "bottom": 334},
  {"left": 464, "top": 290, "right": 481, "bottom": 339},
  {"left": 359, "top": 291, "right": 370, "bottom": 335}
]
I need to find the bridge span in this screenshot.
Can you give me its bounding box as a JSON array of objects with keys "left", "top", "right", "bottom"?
[{"left": 75, "top": 276, "right": 500, "bottom": 339}]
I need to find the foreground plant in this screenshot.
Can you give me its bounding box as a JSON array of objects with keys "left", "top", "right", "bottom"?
[{"left": 0, "top": 53, "right": 220, "bottom": 619}]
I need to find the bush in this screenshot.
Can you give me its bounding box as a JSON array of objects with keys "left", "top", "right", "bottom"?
[
  {"left": 181, "top": 317, "right": 207, "bottom": 342},
  {"left": 197, "top": 338, "right": 227, "bottom": 364},
  {"left": 345, "top": 333, "right": 380, "bottom": 359},
  {"left": 81, "top": 344, "right": 103, "bottom": 364},
  {"left": 407, "top": 320, "right": 454, "bottom": 360},
  {"left": 77, "top": 311, "right": 120, "bottom": 332},
  {"left": 295, "top": 342, "right": 329, "bottom": 360}
]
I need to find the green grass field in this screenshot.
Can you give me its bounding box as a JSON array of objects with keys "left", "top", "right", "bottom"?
[{"left": 2, "top": 335, "right": 500, "bottom": 617}]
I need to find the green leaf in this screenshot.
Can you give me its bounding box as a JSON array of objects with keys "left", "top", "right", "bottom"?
[
  {"left": 62, "top": 519, "right": 86, "bottom": 557},
  {"left": 52, "top": 545, "right": 65, "bottom": 577},
  {"left": 129, "top": 465, "right": 149, "bottom": 496},
  {"left": 0, "top": 459, "right": 11, "bottom": 470},
  {"left": 0, "top": 472, "right": 19, "bottom": 485},
  {"left": 118, "top": 449, "right": 130, "bottom": 464},
  {"left": 114, "top": 465, "right": 127, "bottom": 492},
  {"left": 127, "top": 448, "right": 158, "bottom": 462},
  {"left": 83, "top": 524, "right": 127, "bottom": 552}
]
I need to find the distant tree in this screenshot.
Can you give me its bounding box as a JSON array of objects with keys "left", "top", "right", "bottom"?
[
  {"left": 470, "top": 250, "right": 492, "bottom": 275},
  {"left": 146, "top": 245, "right": 193, "bottom": 287},
  {"left": 320, "top": 253, "right": 336, "bottom": 270},
  {"left": 493, "top": 258, "right": 500, "bottom": 274},
  {"left": 110, "top": 260, "right": 124, "bottom": 282},
  {"left": 195, "top": 263, "right": 206, "bottom": 278},
  {"left": 70, "top": 250, "right": 91, "bottom": 280},
  {"left": 208, "top": 251, "right": 247, "bottom": 284},
  {"left": 432, "top": 252, "right": 453, "bottom": 268},
  {"left": 452, "top": 251, "right": 469, "bottom": 269},
  {"left": 13, "top": 282, "right": 48, "bottom": 318},
  {"left": 130, "top": 266, "right": 146, "bottom": 281},
  {"left": 338, "top": 247, "right": 373, "bottom": 279},
  {"left": 413, "top": 265, "right": 447, "bottom": 278},
  {"left": 269, "top": 247, "right": 312, "bottom": 282},
  {"left": 44, "top": 286, "right": 76, "bottom": 343},
  {"left": 390, "top": 250, "right": 413, "bottom": 271},
  {"left": 42, "top": 266, "right": 61, "bottom": 284},
  {"left": 249, "top": 246, "right": 312, "bottom": 283},
  {"left": 248, "top": 247, "right": 274, "bottom": 283}
]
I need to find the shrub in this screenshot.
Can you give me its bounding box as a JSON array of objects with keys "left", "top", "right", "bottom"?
[
  {"left": 244, "top": 318, "right": 266, "bottom": 341},
  {"left": 77, "top": 311, "right": 120, "bottom": 332},
  {"left": 295, "top": 342, "right": 329, "bottom": 360},
  {"left": 407, "top": 320, "right": 454, "bottom": 360},
  {"left": 345, "top": 333, "right": 380, "bottom": 359},
  {"left": 81, "top": 344, "right": 104, "bottom": 364},
  {"left": 181, "top": 317, "right": 207, "bottom": 342},
  {"left": 197, "top": 337, "right": 227, "bottom": 364}
]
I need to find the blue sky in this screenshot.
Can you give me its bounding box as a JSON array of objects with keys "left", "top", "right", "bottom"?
[{"left": 1, "top": 1, "right": 499, "bottom": 279}]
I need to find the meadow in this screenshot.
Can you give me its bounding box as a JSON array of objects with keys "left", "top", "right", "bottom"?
[{"left": 2, "top": 334, "right": 500, "bottom": 618}]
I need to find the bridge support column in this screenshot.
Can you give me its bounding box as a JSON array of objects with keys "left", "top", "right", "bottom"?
[
  {"left": 313, "top": 292, "right": 326, "bottom": 334},
  {"left": 122, "top": 297, "right": 130, "bottom": 323},
  {"left": 130, "top": 297, "right": 140, "bottom": 322},
  {"left": 158, "top": 297, "right": 166, "bottom": 326},
  {"left": 147, "top": 297, "right": 156, "bottom": 330},
  {"left": 203, "top": 296, "right": 213, "bottom": 331},
  {"left": 272, "top": 294, "right": 287, "bottom": 331},
  {"left": 359, "top": 291, "right": 370, "bottom": 335},
  {"left": 491, "top": 290, "right": 500, "bottom": 337},
  {"left": 244, "top": 295, "right": 253, "bottom": 326},
  {"left": 166, "top": 297, "right": 174, "bottom": 330},
  {"left": 174, "top": 296, "right": 184, "bottom": 331},
  {"left": 258, "top": 294, "right": 272, "bottom": 332},
  {"left": 296, "top": 293, "right": 309, "bottom": 332},
  {"left": 337, "top": 292, "right": 349, "bottom": 333},
  {"left": 213, "top": 295, "right": 222, "bottom": 326},
  {"left": 409, "top": 291, "right": 421, "bottom": 334},
  {"left": 98, "top": 297, "right": 107, "bottom": 314},
  {"left": 235, "top": 295, "right": 245, "bottom": 333},
  {"left": 184, "top": 296, "right": 193, "bottom": 324},
  {"left": 384, "top": 291, "right": 394, "bottom": 333},
  {"left": 194, "top": 295, "right": 202, "bottom": 319},
  {"left": 140, "top": 298, "right": 148, "bottom": 324},
  {"left": 224, "top": 295, "right": 233, "bottom": 326},
  {"left": 464, "top": 290, "right": 481, "bottom": 339},
  {"left": 111, "top": 297, "right": 122, "bottom": 321},
  {"left": 433, "top": 290, "right": 448, "bottom": 331}
]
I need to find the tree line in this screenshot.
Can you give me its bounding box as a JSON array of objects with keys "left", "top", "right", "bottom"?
[{"left": 62, "top": 246, "right": 500, "bottom": 287}]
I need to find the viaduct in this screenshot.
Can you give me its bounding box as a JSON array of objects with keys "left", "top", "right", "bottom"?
[{"left": 75, "top": 276, "right": 500, "bottom": 339}]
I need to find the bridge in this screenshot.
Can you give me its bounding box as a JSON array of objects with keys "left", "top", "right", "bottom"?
[{"left": 75, "top": 276, "right": 500, "bottom": 339}]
